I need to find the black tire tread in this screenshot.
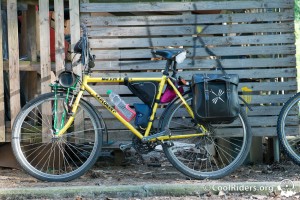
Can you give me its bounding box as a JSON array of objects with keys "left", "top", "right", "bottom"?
[
  {"left": 277, "top": 92, "right": 300, "bottom": 165},
  {"left": 11, "top": 93, "right": 103, "bottom": 182},
  {"left": 159, "top": 93, "right": 252, "bottom": 179}
]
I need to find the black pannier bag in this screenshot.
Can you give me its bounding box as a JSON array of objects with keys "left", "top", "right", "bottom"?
[
  {"left": 191, "top": 74, "right": 240, "bottom": 123},
  {"left": 126, "top": 80, "right": 159, "bottom": 108}
]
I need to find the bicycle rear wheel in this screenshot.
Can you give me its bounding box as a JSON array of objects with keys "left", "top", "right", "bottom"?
[
  {"left": 159, "top": 93, "right": 252, "bottom": 179},
  {"left": 12, "top": 92, "right": 103, "bottom": 182},
  {"left": 277, "top": 92, "right": 300, "bottom": 164}
]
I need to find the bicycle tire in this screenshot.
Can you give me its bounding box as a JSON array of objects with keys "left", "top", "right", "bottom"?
[
  {"left": 159, "top": 92, "right": 252, "bottom": 179},
  {"left": 12, "top": 92, "right": 103, "bottom": 182},
  {"left": 277, "top": 92, "right": 300, "bottom": 165}
]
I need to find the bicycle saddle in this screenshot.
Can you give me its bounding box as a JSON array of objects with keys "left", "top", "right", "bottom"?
[{"left": 153, "top": 49, "right": 185, "bottom": 60}]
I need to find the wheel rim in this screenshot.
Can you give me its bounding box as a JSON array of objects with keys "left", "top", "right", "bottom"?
[
  {"left": 164, "top": 97, "right": 247, "bottom": 176},
  {"left": 13, "top": 96, "right": 100, "bottom": 180},
  {"left": 281, "top": 98, "right": 300, "bottom": 160}
]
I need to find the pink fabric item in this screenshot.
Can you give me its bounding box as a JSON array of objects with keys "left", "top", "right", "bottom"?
[{"left": 161, "top": 86, "right": 184, "bottom": 103}]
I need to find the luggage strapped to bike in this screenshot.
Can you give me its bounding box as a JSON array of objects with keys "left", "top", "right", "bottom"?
[{"left": 191, "top": 37, "right": 252, "bottom": 123}]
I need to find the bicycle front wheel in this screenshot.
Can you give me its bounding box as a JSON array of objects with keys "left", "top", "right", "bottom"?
[
  {"left": 277, "top": 92, "right": 300, "bottom": 164},
  {"left": 159, "top": 93, "right": 252, "bottom": 179},
  {"left": 12, "top": 92, "right": 103, "bottom": 182}
]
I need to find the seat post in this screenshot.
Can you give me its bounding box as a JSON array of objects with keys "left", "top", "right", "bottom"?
[{"left": 163, "top": 59, "right": 172, "bottom": 76}]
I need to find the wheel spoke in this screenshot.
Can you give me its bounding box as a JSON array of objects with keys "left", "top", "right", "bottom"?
[
  {"left": 161, "top": 95, "right": 251, "bottom": 179},
  {"left": 12, "top": 93, "right": 102, "bottom": 181},
  {"left": 278, "top": 93, "right": 300, "bottom": 165}
]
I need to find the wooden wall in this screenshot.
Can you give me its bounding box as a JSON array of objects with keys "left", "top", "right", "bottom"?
[
  {"left": 1, "top": 0, "right": 79, "bottom": 142},
  {"left": 80, "top": 0, "right": 297, "bottom": 139},
  {"left": 0, "top": 0, "right": 297, "bottom": 143}
]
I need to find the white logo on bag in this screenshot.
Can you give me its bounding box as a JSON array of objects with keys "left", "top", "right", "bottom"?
[{"left": 211, "top": 89, "right": 225, "bottom": 104}]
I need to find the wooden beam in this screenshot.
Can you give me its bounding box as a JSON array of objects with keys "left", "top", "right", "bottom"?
[
  {"left": 1, "top": 2, "right": 28, "bottom": 10},
  {"left": 25, "top": 5, "right": 38, "bottom": 102},
  {"left": 80, "top": 1, "right": 294, "bottom": 13},
  {"left": 20, "top": 11, "right": 27, "bottom": 57},
  {"left": 0, "top": 2, "right": 5, "bottom": 142},
  {"left": 35, "top": 6, "right": 40, "bottom": 56},
  {"left": 70, "top": 0, "right": 84, "bottom": 144},
  {"left": 27, "top": 5, "right": 37, "bottom": 62},
  {"left": 39, "top": 0, "right": 51, "bottom": 94},
  {"left": 69, "top": 0, "right": 81, "bottom": 75},
  {"left": 7, "top": 0, "right": 20, "bottom": 128},
  {"left": 54, "top": 0, "right": 65, "bottom": 75},
  {"left": 39, "top": 0, "right": 52, "bottom": 143}
]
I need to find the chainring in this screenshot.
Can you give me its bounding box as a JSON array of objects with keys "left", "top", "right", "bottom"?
[{"left": 132, "top": 135, "right": 156, "bottom": 154}]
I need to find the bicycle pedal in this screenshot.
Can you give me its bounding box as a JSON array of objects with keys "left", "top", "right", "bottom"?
[
  {"left": 163, "top": 141, "right": 174, "bottom": 147},
  {"left": 141, "top": 129, "right": 171, "bottom": 143},
  {"left": 119, "top": 143, "right": 132, "bottom": 151}
]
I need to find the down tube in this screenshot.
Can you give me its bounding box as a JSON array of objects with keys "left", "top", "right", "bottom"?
[{"left": 84, "top": 84, "right": 144, "bottom": 139}]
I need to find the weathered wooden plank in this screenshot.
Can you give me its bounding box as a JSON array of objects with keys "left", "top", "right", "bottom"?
[
  {"left": 39, "top": 0, "right": 52, "bottom": 143},
  {"left": 89, "top": 81, "right": 297, "bottom": 95},
  {"left": 91, "top": 45, "right": 296, "bottom": 60},
  {"left": 92, "top": 105, "right": 284, "bottom": 120},
  {"left": 27, "top": 5, "right": 37, "bottom": 62},
  {"left": 88, "top": 23, "right": 294, "bottom": 37},
  {"left": 20, "top": 11, "right": 27, "bottom": 57},
  {"left": 89, "top": 34, "right": 295, "bottom": 49},
  {"left": 94, "top": 104, "right": 274, "bottom": 118},
  {"left": 54, "top": 0, "right": 65, "bottom": 75},
  {"left": 87, "top": 94, "right": 293, "bottom": 108},
  {"left": 96, "top": 127, "right": 280, "bottom": 138},
  {"left": 7, "top": 0, "right": 20, "bottom": 128},
  {"left": 3, "top": 61, "right": 57, "bottom": 72},
  {"left": 1, "top": 57, "right": 295, "bottom": 72},
  {"left": 70, "top": 0, "right": 81, "bottom": 75},
  {"left": 35, "top": 6, "right": 40, "bottom": 55},
  {"left": 0, "top": 2, "right": 5, "bottom": 142},
  {"left": 80, "top": 1, "right": 294, "bottom": 13},
  {"left": 93, "top": 57, "right": 296, "bottom": 71},
  {"left": 82, "top": 11, "right": 294, "bottom": 26},
  {"left": 26, "top": 5, "right": 38, "bottom": 103},
  {"left": 92, "top": 68, "right": 296, "bottom": 79},
  {"left": 39, "top": 0, "right": 51, "bottom": 94},
  {"left": 80, "top": 115, "right": 280, "bottom": 134},
  {"left": 70, "top": 0, "right": 84, "bottom": 143}
]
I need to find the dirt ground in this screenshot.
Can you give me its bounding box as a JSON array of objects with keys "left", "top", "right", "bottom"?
[{"left": 1, "top": 148, "right": 300, "bottom": 200}]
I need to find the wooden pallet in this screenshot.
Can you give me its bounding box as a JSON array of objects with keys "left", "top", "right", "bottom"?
[{"left": 79, "top": 0, "right": 297, "bottom": 138}]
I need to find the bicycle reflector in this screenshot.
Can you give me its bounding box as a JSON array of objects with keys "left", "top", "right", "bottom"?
[{"left": 58, "top": 71, "right": 77, "bottom": 87}]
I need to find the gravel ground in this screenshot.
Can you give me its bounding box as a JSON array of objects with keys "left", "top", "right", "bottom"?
[{"left": 1, "top": 149, "right": 300, "bottom": 199}]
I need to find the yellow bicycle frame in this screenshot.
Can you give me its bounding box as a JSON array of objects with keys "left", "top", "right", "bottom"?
[{"left": 58, "top": 74, "right": 207, "bottom": 141}]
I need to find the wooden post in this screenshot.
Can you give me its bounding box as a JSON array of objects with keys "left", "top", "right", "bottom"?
[
  {"left": 25, "top": 5, "right": 38, "bottom": 102},
  {"left": 0, "top": 2, "right": 5, "bottom": 142},
  {"left": 35, "top": 6, "right": 40, "bottom": 56},
  {"left": 54, "top": 0, "right": 65, "bottom": 75},
  {"left": 27, "top": 5, "right": 37, "bottom": 62},
  {"left": 7, "top": 0, "right": 20, "bottom": 127},
  {"left": 70, "top": 0, "right": 84, "bottom": 143},
  {"left": 249, "top": 137, "right": 263, "bottom": 163},
  {"left": 20, "top": 11, "right": 27, "bottom": 57},
  {"left": 39, "top": 0, "right": 51, "bottom": 142},
  {"left": 69, "top": 0, "right": 81, "bottom": 75},
  {"left": 39, "top": 0, "right": 51, "bottom": 94}
]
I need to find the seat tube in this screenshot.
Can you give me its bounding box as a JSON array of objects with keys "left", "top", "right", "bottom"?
[{"left": 144, "top": 76, "right": 167, "bottom": 137}]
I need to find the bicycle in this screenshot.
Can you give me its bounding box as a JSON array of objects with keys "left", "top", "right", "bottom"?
[
  {"left": 277, "top": 92, "right": 300, "bottom": 164},
  {"left": 11, "top": 25, "right": 252, "bottom": 182}
]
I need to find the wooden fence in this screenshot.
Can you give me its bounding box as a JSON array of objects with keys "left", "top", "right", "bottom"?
[
  {"left": 79, "top": 0, "right": 297, "bottom": 142},
  {"left": 0, "top": 0, "right": 81, "bottom": 142},
  {"left": 0, "top": 1, "right": 297, "bottom": 162}
]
